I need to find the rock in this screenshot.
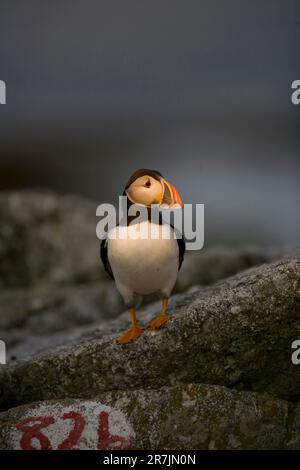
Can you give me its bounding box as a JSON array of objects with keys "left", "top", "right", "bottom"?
[
  {"left": 0, "top": 283, "right": 120, "bottom": 331},
  {"left": 176, "top": 245, "right": 291, "bottom": 292},
  {"left": 0, "top": 190, "right": 105, "bottom": 287},
  {"left": 0, "top": 384, "right": 292, "bottom": 450},
  {"left": 0, "top": 281, "right": 123, "bottom": 361},
  {"left": 0, "top": 255, "right": 299, "bottom": 411},
  {"left": 285, "top": 402, "right": 300, "bottom": 449}
]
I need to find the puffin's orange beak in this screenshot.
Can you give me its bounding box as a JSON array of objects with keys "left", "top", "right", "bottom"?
[{"left": 162, "top": 178, "right": 184, "bottom": 208}]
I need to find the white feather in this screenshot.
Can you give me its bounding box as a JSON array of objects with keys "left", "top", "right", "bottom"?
[{"left": 107, "top": 220, "right": 179, "bottom": 306}]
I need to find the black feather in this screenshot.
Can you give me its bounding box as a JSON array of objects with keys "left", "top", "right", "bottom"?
[
  {"left": 100, "top": 238, "right": 114, "bottom": 280},
  {"left": 177, "top": 236, "right": 185, "bottom": 270}
]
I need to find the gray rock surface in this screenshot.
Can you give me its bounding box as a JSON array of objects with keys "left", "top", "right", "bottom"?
[
  {"left": 176, "top": 245, "right": 291, "bottom": 291},
  {"left": 0, "top": 281, "right": 123, "bottom": 362},
  {"left": 0, "top": 191, "right": 105, "bottom": 287},
  {"left": 0, "top": 256, "right": 299, "bottom": 414},
  {"left": 285, "top": 403, "right": 300, "bottom": 449},
  {"left": 0, "top": 384, "right": 292, "bottom": 450}
]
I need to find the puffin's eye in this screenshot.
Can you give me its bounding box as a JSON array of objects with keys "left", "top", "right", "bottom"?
[{"left": 144, "top": 179, "right": 151, "bottom": 188}]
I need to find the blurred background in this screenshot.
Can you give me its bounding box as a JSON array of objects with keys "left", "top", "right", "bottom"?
[{"left": 0, "top": 0, "right": 299, "bottom": 247}]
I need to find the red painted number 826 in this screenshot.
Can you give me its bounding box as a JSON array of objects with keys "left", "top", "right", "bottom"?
[{"left": 16, "top": 411, "right": 130, "bottom": 450}]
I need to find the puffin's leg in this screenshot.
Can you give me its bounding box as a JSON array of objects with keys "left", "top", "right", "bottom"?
[
  {"left": 117, "top": 308, "right": 144, "bottom": 344},
  {"left": 148, "top": 298, "right": 172, "bottom": 331}
]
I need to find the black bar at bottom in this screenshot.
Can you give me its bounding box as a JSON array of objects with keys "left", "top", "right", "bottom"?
[{"left": 0, "top": 450, "right": 299, "bottom": 467}]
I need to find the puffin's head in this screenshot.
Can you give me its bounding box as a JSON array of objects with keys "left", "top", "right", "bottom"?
[{"left": 124, "top": 169, "right": 183, "bottom": 208}]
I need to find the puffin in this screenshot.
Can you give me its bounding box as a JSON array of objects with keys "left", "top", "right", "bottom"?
[{"left": 101, "top": 169, "right": 185, "bottom": 344}]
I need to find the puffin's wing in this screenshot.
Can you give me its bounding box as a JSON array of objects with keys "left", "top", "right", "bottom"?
[
  {"left": 168, "top": 223, "right": 185, "bottom": 270},
  {"left": 100, "top": 238, "right": 114, "bottom": 280},
  {"left": 177, "top": 236, "right": 185, "bottom": 270}
]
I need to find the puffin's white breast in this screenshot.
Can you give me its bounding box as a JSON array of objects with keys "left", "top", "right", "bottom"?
[{"left": 107, "top": 221, "right": 179, "bottom": 296}]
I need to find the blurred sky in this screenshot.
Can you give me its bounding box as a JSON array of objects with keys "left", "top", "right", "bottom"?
[{"left": 0, "top": 0, "right": 299, "bottom": 246}]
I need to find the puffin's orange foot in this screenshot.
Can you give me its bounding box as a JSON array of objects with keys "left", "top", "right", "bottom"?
[
  {"left": 116, "top": 325, "right": 144, "bottom": 345},
  {"left": 148, "top": 314, "right": 172, "bottom": 331}
]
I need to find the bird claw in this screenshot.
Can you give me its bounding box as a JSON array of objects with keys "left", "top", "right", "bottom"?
[
  {"left": 148, "top": 314, "right": 172, "bottom": 331},
  {"left": 116, "top": 325, "right": 144, "bottom": 345}
]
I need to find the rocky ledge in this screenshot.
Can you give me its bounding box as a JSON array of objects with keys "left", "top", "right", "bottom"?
[{"left": 0, "top": 190, "right": 299, "bottom": 450}]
